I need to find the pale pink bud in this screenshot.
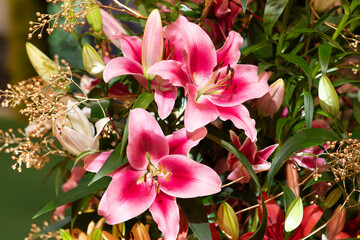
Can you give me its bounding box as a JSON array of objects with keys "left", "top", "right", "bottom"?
[
  {"left": 327, "top": 205, "right": 346, "bottom": 240},
  {"left": 286, "top": 161, "right": 299, "bottom": 197},
  {"left": 100, "top": 9, "right": 127, "bottom": 49},
  {"left": 255, "top": 78, "right": 284, "bottom": 117}
]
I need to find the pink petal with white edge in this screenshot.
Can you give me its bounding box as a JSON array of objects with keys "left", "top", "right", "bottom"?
[
  {"left": 127, "top": 109, "right": 169, "bottom": 170},
  {"left": 171, "top": 17, "right": 216, "bottom": 86},
  {"left": 217, "top": 104, "right": 257, "bottom": 141},
  {"left": 119, "top": 35, "right": 142, "bottom": 63},
  {"left": 216, "top": 31, "right": 243, "bottom": 67},
  {"left": 184, "top": 84, "right": 219, "bottom": 132},
  {"left": 154, "top": 88, "right": 177, "bottom": 119},
  {"left": 208, "top": 64, "right": 270, "bottom": 107},
  {"left": 98, "top": 166, "right": 156, "bottom": 224},
  {"left": 148, "top": 60, "right": 191, "bottom": 88},
  {"left": 166, "top": 127, "right": 207, "bottom": 156},
  {"left": 149, "top": 192, "right": 179, "bottom": 240},
  {"left": 103, "top": 57, "right": 143, "bottom": 83},
  {"left": 158, "top": 155, "right": 221, "bottom": 198},
  {"left": 84, "top": 150, "right": 113, "bottom": 173},
  {"left": 142, "top": 9, "right": 163, "bottom": 79}
]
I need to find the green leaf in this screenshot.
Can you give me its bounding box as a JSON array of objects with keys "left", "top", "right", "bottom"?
[
  {"left": 280, "top": 184, "right": 296, "bottom": 213},
  {"left": 31, "top": 217, "right": 71, "bottom": 239},
  {"left": 285, "top": 197, "right": 303, "bottom": 232},
  {"left": 241, "top": 40, "right": 273, "bottom": 57},
  {"left": 280, "top": 54, "right": 311, "bottom": 81},
  {"left": 258, "top": 62, "right": 275, "bottom": 75},
  {"left": 55, "top": 167, "right": 62, "bottom": 197},
  {"left": 206, "top": 131, "right": 267, "bottom": 240},
  {"left": 72, "top": 150, "right": 96, "bottom": 170},
  {"left": 353, "top": 103, "right": 360, "bottom": 125},
  {"left": 33, "top": 173, "right": 111, "bottom": 218},
  {"left": 89, "top": 143, "right": 128, "bottom": 185},
  {"left": 303, "top": 172, "right": 332, "bottom": 190},
  {"left": 319, "top": 44, "right": 332, "bottom": 75},
  {"left": 267, "top": 129, "right": 339, "bottom": 190},
  {"left": 71, "top": 195, "right": 93, "bottom": 229},
  {"left": 263, "top": 0, "right": 289, "bottom": 37},
  {"left": 91, "top": 100, "right": 110, "bottom": 118},
  {"left": 132, "top": 92, "right": 154, "bottom": 109},
  {"left": 178, "top": 198, "right": 212, "bottom": 240},
  {"left": 276, "top": 118, "right": 288, "bottom": 145},
  {"left": 303, "top": 91, "right": 314, "bottom": 129},
  {"left": 59, "top": 229, "right": 74, "bottom": 240}
]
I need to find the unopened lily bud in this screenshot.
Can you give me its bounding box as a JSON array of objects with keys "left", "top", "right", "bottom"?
[
  {"left": 130, "top": 222, "right": 150, "bottom": 240},
  {"left": 318, "top": 75, "right": 339, "bottom": 118},
  {"left": 255, "top": 78, "right": 284, "bottom": 117},
  {"left": 142, "top": 9, "right": 163, "bottom": 80},
  {"left": 285, "top": 197, "right": 303, "bottom": 232},
  {"left": 324, "top": 187, "right": 342, "bottom": 209},
  {"left": 327, "top": 205, "right": 346, "bottom": 240},
  {"left": 217, "top": 202, "right": 239, "bottom": 240},
  {"left": 86, "top": 0, "right": 102, "bottom": 32},
  {"left": 286, "top": 161, "right": 299, "bottom": 197},
  {"left": 112, "top": 222, "right": 125, "bottom": 239},
  {"left": 25, "top": 42, "right": 59, "bottom": 82},
  {"left": 82, "top": 44, "right": 105, "bottom": 79},
  {"left": 100, "top": 9, "right": 127, "bottom": 49}
]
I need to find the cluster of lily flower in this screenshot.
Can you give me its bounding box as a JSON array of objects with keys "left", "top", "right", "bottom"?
[{"left": 2, "top": 0, "right": 360, "bottom": 239}]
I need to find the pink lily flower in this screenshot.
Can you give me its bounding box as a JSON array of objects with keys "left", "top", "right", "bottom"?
[
  {"left": 103, "top": 9, "right": 177, "bottom": 119},
  {"left": 149, "top": 16, "right": 270, "bottom": 140},
  {"left": 96, "top": 109, "right": 221, "bottom": 239},
  {"left": 227, "top": 130, "right": 278, "bottom": 183}
]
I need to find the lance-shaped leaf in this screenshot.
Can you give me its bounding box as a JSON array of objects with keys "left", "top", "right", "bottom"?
[
  {"left": 267, "top": 128, "right": 339, "bottom": 190},
  {"left": 263, "top": 0, "right": 289, "bottom": 37},
  {"left": 26, "top": 42, "right": 59, "bottom": 82},
  {"left": 319, "top": 44, "right": 332, "bottom": 75},
  {"left": 142, "top": 9, "right": 163, "bottom": 80}
]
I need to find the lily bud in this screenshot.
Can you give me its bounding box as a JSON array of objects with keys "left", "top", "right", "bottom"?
[
  {"left": 25, "top": 42, "right": 59, "bottom": 82},
  {"left": 255, "top": 78, "right": 284, "bottom": 117},
  {"left": 323, "top": 187, "right": 342, "bottom": 209},
  {"left": 86, "top": 0, "right": 102, "bottom": 32},
  {"left": 327, "top": 205, "right": 346, "bottom": 240},
  {"left": 217, "top": 202, "right": 239, "bottom": 240},
  {"left": 130, "top": 222, "right": 150, "bottom": 240},
  {"left": 100, "top": 9, "right": 127, "bottom": 49},
  {"left": 318, "top": 75, "right": 339, "bottom": 118},
  {"left": 286, "top": 161, "right": 299, "bottom": 197},
  {"left": 82, "top": 44, "right": 105, "bottom": 79},
  {"left": 285, "top": 197, "right": 303, "bottom": 232},
  {"left": 142, "top": 9, "right": 163, "bottom": 80},
  {"left": 112, "top": 223, "right": 125, "bottom": 240}
]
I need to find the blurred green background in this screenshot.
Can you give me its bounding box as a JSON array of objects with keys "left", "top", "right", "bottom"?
[{"left": 1, "top": 0, "right": 58, "bottom": 239}]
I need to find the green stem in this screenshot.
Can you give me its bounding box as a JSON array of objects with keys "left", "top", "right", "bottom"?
[
  {"left": 332, "top": 118, "right": 343, "bottom": 138},
  {"left": 332, "top": 13, "right": 349, "bottom": 41},
  {"left": 71, "top": 30, "right": 83, "bottom": 48}
]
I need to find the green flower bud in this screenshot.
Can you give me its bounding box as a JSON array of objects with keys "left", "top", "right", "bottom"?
[
  {"left": 285, "top": 197, "right": 303, "bottom": 232},
  {"left": 217, "top": 202, "right": 239, "bottom": 240},
  {"left": 82, "top": 44, "right": 105, "bottom": 79},
  {"left": 86, "top": 0, "right": 102, "bottom": 32},
  {"left": 318, "top": 75, "right": 339, "bottom": 118},
  {"left": 25, "top": 42, "right": 59, "bottom": 82},
  {"left": 324, "top": 187, "right": 342, "bottom": 209}
]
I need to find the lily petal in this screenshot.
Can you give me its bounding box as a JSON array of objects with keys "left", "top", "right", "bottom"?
[
  {"left": 90, "top": 118, "right": 109, "bottom": 150},
  {"left": 84, "top": 150, "right": 113, "bottom": 173},
  {"left": 149, "top": 192, "right": 179, "bottom": 240},
  {"left": 217, "top": 104, "right": 257, "bottom": 142},
  {"left": 127, "top": 109, "right": 169, "bottom": 170},
  {"left": 154, "top": 88, "right": 177, "bottom": 119},
  {"left": 158, "top": 155, "right": 221, "bottom": 198},
  {"left": 119, "top": 35, "right": 142, "bottom": 63},
  {"left": 184, "top": 84, "right": 219, "bottom": 132},
  {"left": 216, "top": 31, "right": 243, "bottom": 67},
  {"left": 103, "top": 57, "right": 143, "bottom": 83},
  {"left": 142, "top": 9, "right": 163, "bottom": 80},
  {"left": 166, "top": 127, "right": 207, "bottom": 156},
  {"left": 148, "top": 60, "right": 191, "bottom": 88},
  {"left": 239, "top": 138, "right": 257, "bottom": 164},
  {"left": 98, "top": 166, "right": 156, "bottom": 224}
]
